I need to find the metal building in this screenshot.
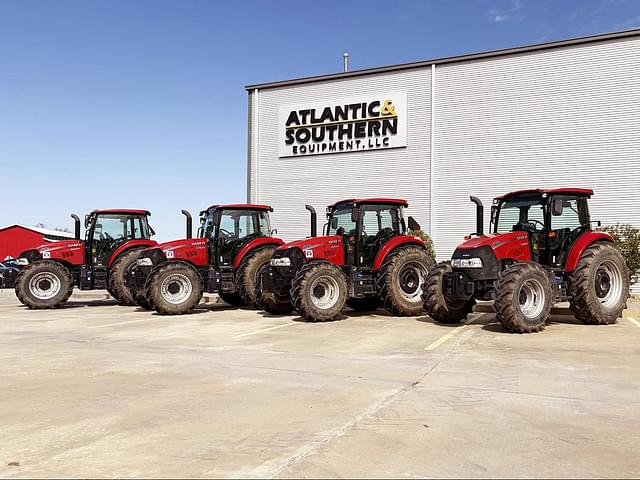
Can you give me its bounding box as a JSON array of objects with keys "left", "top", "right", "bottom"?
[{"left": 245, "top": 29, "right": 640, "bottom": 263}]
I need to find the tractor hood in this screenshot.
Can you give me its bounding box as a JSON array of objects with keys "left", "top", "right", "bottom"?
[
  {"left": 277, "top": 235, "right": 342, "bottom": 252},
  {"left": 277, "top": 235, "right": 344, "bottom": 264},
  {"left": 33, "top": 239, "right": 84, "bottom": 254},
  {"left": 455, "top": 231, "right": 531, "bottom": 263},
  {"left": 18, "top": 239, "right": 85, "bottom": 265},
  {"left": 457, "top": 232, "right": 527, "bottom": 250}
]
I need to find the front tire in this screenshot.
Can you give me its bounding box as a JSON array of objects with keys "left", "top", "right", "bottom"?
[
  {"left": 15, "top": 261, "right": 73, "bottom": 309},
  {"left": 109, "top": 249, "right": 143, "bottom": 306},
  {"left": 291, "top": 262, "right": 348, "bottom": 322},
  {"left": 377, "top": 247, "right": 434, "bottom": 316},
  {"left": 235, "top": 247, "right": 277, "bottom": 309},
  {"left": 494, "top": 263, "right": 553, "bottom": 333},
  {"left": 568, "top": 243, "right": 629, "bottom": 325},
  {"left": 146, "top": 262, "right": 203, "bottom": 315},
  {"left": 422, "top": 262, "right": 475, "bottom": 323}
]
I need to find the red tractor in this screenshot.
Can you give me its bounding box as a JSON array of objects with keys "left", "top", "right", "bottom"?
[
  {"left": 259, "top": 199, "right": 434, "bottom": 322},
  {"left": 423, "top": 189, "right": 630, "bottom": 333},
  {"left": 14, "top": 209, "right": 157, "bottom": 308},
  {"left": 130, "top": 204, "right": 284, "bottom": 315}
]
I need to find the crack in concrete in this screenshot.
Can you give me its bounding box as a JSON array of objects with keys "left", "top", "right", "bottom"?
[{"left": 232, "top": 326, "right": 479, "bottom": 478}]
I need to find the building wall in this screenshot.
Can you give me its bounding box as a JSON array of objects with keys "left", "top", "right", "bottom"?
[
  {"left": 432, "top": 36, "right": 640, "bottom": 261},
  {"left": 249, "top": 68, "right": 432, "bottom": 240},
  {"left": 248, "top": 34, "right": 640, "bottom": 291}
]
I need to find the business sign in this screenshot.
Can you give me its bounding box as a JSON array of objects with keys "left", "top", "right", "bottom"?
[{"left": 278, "top": 92, "right": 407, "bottom": 157}]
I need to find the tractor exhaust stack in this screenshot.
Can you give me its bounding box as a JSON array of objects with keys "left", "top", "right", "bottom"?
[
  {"left": 305, "top": 204, "right": 317, "bottom": 237},
  {"left": 70, "top": 214, "right": 81, "bottom": 240},
  {"left": 470, "top": 196, "right": 484, "bottom": 236},
  {"left": 182, "top": 210, "right": 192, "bottom": 239}
]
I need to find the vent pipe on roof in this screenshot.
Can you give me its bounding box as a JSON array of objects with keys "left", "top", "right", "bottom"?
[{"left": 343, "top": 52, "right": 349, "bottom": 72}]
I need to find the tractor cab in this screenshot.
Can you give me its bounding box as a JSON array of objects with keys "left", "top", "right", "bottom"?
[
  {"left": 84, "top": 209, "right": 154, "bottom": 267},
  {"left": 199, "top": 204, "right": 274, "bottom": 267},
  {"left": 488, "top": 189, "right": 593, "bottom": 270},
  {"left": 324, "top": 199, "right": 409, "bottom": 269}
]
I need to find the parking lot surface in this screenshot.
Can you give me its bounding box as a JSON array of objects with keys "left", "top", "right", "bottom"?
[{"left": 0, "top": 289, "right": 639, "bottom": 478}]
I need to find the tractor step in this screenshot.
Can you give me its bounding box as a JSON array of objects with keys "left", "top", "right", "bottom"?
[{"left": 349, "top": 269, "right": 376, "bottom": 297}]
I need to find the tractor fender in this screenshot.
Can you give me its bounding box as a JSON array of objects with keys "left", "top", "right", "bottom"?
[
  {"left": 233, "top": 237, "right": 285, "bottom": 268},
  {"left": 563, "top": 231, "right": 614, "bottom": 272},
  {"left": 108, "top": 240, "right": 157, "bottom": 267},
  {"left": 372, "top": 235, "right": 426, "bottom": 271}
]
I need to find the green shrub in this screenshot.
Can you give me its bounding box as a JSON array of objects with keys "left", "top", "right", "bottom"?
[
  {"left": 408, "top": 229, "right": 436, "bottom": 259},
  {"left": 600, "top": 224, "right": 640, "bottom": 281}
]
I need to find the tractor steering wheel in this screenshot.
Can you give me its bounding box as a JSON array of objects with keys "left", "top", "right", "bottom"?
[
  {"left": 528, "top": 219, "right": 545, "bottom": 230},
  {"left": 219, "top": 228, "right": 234, "bottom": 238},
  {"left": 100, "top": 231, "right": 114, "bottom": 241}
]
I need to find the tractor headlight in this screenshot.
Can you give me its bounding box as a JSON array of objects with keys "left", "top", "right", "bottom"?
[
  {"left": 452, "top": 258, "right": 483, "bottom": 268},
  {"left": 137, "top": 258, "right": 153, "bottom": 267},
  {"left": 270, "top": 257, "right": 291, "bottom": 267},
  {"left": 15, "top": 258, "right": 29, "bottom": 266}
]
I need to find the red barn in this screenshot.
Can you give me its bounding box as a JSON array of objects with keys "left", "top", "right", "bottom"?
[{"left": 0, "top": 225, "right": 75, "bottom": 261}]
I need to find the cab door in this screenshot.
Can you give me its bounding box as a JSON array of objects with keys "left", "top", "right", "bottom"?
[
  {"left": 89, "top": 214, "right": 134, "bottom": 267},
  {"left": 548, "top": 195, "right": 588, "bottom": 268}
]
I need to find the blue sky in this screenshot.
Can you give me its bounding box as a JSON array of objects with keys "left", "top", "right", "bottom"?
[{"left": 1, "top": 0, "right": 639, "bottom": 241}]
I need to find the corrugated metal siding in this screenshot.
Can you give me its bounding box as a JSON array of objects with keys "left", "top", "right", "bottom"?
[
  {"left": 250, "top": 69, "right": 432, "bottom": 241},
  {"left": 432, "top": 37, "right": 640, "bottom": 293}
]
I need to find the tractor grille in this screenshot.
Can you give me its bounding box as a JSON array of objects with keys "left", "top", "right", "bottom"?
[{"left": 272, "top": 247, "right": 304, "bottom": 270}]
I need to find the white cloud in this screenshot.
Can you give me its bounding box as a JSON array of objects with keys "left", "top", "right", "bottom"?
[{"left": 488, "top": 0, "right": 525, "bottom": 23}]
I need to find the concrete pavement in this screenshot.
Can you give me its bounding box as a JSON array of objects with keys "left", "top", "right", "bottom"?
[{"left": 0, "top": 290, "right": 638, "bottom": 478}]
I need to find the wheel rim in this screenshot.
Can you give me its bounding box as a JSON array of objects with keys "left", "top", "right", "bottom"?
[
  {"left": 398, "top": 261, "right": 427, "bottom": 302},
  {"left": 29, "top": 271, "right": 62, "bottom": 300},
  {"left": 309, "top": 275, "right": 340, "bottom": 310},
  {"left": 596, "top": 260, "right": 623, "bottom": 308},
  {"left": 160, "top": 273, "right": 193, "bottom": 305},
  {"left": 518, "top": 278, "right": 546, "bottom": 319}
]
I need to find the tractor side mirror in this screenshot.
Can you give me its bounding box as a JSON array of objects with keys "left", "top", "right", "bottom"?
[
  {"left": 407, "top": 216, "right": 420, "bottom": 231},
  {"left": 552, "top": 197, "right": 564, "bottom": 216},
  {"left": 330, "top": 217, "right": 339, "bottom": 230},
  {"left": 351, "top": 206, "right": 359, "bottom": 223},
  {"left": 270, "top": 228, "right": 278, "bottom": 236},
  {"left": 84, "top": 215, "right": 91, "bottom": 229}
]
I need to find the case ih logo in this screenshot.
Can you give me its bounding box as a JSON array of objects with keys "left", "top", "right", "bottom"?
[{"left": 278, "top": 92, "right": 407, "bottom": 157}]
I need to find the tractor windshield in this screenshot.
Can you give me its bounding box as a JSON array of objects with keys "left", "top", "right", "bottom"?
[
  {"left": 494, "top": 197, "right": 546, "bottom": 233},
  {"left": 327, "top": 204, "right": 356, "bottom": 236},
  {"left": 202, "top": 209, "right": 271, "bottom": 240}
]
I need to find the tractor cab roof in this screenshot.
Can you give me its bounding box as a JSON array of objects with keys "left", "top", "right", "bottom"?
[
  {"left": 201, "top": 204, "right": 273, "bottom": 215},
  {"left": 328, "top": 198, "right": 409, "bottom": 209},
  {"left": 91, "top": 209, "right": 151, "bottom": 216},
  {"left": 495, "top": 188, "right": 593, "bottom": 201}
]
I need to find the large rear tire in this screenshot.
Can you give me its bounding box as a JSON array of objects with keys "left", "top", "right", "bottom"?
[
  {"left": 256, "top": 264, "right": 293, "bottom": 315},
  {"left": 15, "top": 261, "right": 73, "bottom": 309},
  {"left": 568, "top": 243, "right": 629, "bottom": 325},
  {"left": 146, "top": 262, "right": 203, "bottom": 315},
  {"left": 422, "top": 261, "right": 475, "bottom": 323},
  {"left": 376, "top": 247, "right": 434, "bottom": 316},
  {"left": 236, "top": 247, "right": 277, "bottom": 309},
  {"left": 291, "top": 262, "right": 348, "bottom": 322},
  {"left": 109, "top": 249, "right": 143, "bottom": 306},
  {"left": 495, "top": 263, "right": 553, "bottom": 333}
]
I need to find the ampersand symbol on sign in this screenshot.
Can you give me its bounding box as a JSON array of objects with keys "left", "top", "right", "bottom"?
[{"left": 381, "top": 99, "right": 396, "bottom": 116}]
